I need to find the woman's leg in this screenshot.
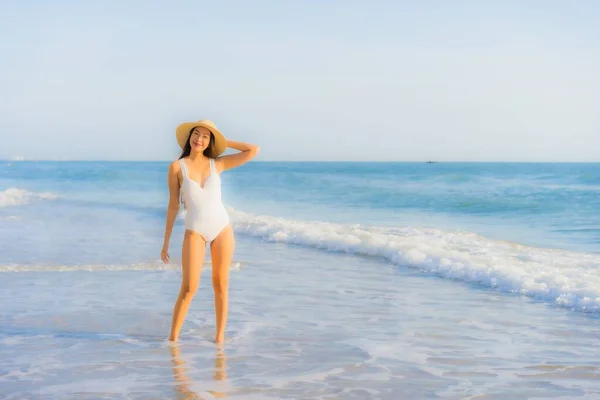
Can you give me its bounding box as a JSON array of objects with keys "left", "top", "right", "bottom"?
[
  {"left": 169, "top": 230, "right": 206, "bottom": 341},
  {"left": 210, "top": 225, "right": 235, "bottom": 343}
]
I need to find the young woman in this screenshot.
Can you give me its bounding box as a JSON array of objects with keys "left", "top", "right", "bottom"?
[{"left": 161, "top": 119, "right": 259, "bottom": 343}]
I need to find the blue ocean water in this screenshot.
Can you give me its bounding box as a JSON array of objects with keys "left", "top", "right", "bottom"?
[
  {"left": 1, "top": 160, "right": 599, "bottom": 398},
  {"left": 2, "top": 161, "right": 599, "bottom": 264}
]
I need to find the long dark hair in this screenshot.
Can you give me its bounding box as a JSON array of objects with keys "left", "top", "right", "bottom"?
[{"left": 178, "top": 128, "right": 218, "bottom": 159}]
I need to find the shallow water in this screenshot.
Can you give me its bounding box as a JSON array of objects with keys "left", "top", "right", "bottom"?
[{"left": 2, "top": 238, "right": 599, "bottom": 399}]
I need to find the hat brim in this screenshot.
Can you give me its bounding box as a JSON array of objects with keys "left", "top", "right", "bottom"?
[{"left": 175, "top": 121, "right": 227, "bottom": 156}]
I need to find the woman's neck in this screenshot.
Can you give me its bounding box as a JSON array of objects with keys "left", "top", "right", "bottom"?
[{"left": 187, "top": 152, "right": 208, "bottom": 163}]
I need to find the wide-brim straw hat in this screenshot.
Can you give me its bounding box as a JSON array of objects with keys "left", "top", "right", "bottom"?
[{"left": 175, "top": 119, "right": 227, "bottom": 156}]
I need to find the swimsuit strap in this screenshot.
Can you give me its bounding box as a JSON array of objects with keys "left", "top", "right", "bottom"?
[
  {"left": 209, "top": 158, "right": 216, "bottom": 174},
  {"left": 179, "top": 158, "right": 188, "bottom": 179}
]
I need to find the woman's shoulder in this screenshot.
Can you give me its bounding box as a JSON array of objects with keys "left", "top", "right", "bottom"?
[
  {"left": 213, "top": 156, "right": 226, "bottom": 174},
  {"left": 168, "top": 158, "right": 184, "bottom": 174}
]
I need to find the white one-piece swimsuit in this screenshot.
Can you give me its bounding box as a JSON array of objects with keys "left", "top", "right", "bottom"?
[{"left": 179, "top": 158, "right": 230, "bottom": 243}]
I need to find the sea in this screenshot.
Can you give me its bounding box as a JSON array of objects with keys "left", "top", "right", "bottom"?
[{"left": 1, "top": 160, "right": 599, "bottom": 399}]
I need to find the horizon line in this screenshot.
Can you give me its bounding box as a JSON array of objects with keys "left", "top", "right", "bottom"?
[{"left": 2, "top": 159, "right": 599, "bottom": 164}]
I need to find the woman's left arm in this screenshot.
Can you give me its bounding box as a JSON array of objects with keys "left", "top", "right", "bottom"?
[{"left": 216, "top": 140, "right": 260, "bottom": 173}]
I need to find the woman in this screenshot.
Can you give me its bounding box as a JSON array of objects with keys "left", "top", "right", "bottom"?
[{"left": 161, "top": 119, "right": 260, "bottom": 343}]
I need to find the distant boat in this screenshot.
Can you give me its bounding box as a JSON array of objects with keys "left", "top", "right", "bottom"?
[{"left": 425, "top": 161, "right": 437, "bottom": 164}]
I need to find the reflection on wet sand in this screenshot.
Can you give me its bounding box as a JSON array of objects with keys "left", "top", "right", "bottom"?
[
  {"left": 213, "top": 346, "right": 228, "bottom": 383},
  {"left": 170, "top": 343, "right": 228, "bottom": 399}
]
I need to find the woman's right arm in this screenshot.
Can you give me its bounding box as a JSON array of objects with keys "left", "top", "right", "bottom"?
[{"left": 161, "top": 161, "right": 181, "bottom": 263}]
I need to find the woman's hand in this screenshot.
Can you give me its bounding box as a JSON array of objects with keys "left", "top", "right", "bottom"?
[{"left": 161, "top": 246, "right": 170, "bottom": 264}]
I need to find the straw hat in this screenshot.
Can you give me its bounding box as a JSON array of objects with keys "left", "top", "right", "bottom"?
[{"left": 175, "top": 119, "right": 227, "bottom": 156}]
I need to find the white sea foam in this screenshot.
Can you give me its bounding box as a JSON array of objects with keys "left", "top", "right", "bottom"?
[
  {"left": 227, "top": 208, "right": 600, "bottom": 313},
  {"left": 0, "top": 188, "right": 57, "bottom": 207},
  {"left": 0, "top": 261, "right": 244, "bottom": 272}
]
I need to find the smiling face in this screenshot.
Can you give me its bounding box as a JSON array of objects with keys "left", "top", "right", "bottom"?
[{"left": 189, "top": 126, "right": 212, "bottom": 154}]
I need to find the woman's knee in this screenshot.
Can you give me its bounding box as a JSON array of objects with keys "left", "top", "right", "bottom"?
[
  {"left": 181, "top": 282, "right": 199, "bottom": 299},
  {"left": 212, "top": 276, "right": 229, "bottom": 296}
]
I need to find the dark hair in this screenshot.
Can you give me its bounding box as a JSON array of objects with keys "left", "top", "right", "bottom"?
[{"left": 178, "top": 128, "right": 218, "bottom": 159}]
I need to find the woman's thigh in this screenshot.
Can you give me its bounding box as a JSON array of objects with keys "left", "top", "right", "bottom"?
[
  {"left": 210, "top": 225, "right": 235, "bottom": 282},
  {"left": 181, "top": 229, "right": 207, "bottom": 292}
]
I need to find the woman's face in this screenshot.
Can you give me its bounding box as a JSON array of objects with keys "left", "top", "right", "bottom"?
[{"left": 189, "top": 127, "right": 211, "bottom": 153}]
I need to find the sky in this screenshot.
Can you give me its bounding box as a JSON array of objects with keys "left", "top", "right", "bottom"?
[{"left": 0, "top": 0, "right": 599, "bottom": 162}]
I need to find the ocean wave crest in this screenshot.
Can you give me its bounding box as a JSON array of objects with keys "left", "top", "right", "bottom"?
[
  {"left": 0, "top": 188, "right": 58, "bottom": 207},
  {"left": 227, "top": 208, "right": 600, "bottom": 313}
]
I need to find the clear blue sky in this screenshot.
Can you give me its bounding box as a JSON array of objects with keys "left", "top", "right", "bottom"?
[{"left": 1, "top": 0, "right": 598, "bottom": 161}]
